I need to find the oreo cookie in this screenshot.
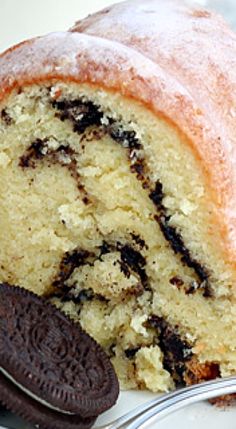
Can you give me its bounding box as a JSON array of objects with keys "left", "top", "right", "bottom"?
[{"left": 0, "top": 283, "right": 119, "bottom": 429}]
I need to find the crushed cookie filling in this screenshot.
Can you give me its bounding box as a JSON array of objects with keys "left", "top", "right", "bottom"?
[
  {"left": 19, "top": 138, "right": 52, "bottom": 168},
  {"left": 149, "top": 181, "right": 164, "bottom": 210},
  {"left": 98, "top": 241, "right": 149, "bottom": 291},
  {"left": 60, "top": 287, "right": 95, "bottom": 304},
  {"left": 125, "top": 347, "right": 141, "bottom": 359},
  {"left": 49, "top": 238, "right": 151, "bottom": 306},
  {"left": 130, "top": 233, "right": 148, "bottom": 250},
  {"left": 52, "top": 249, "right": 93, "bottom": 289},
  {"left": 147, "top": 315, "right": 193, "bottom": 384},
  {"left": 18, "top": 96, "right": 212, "bottom": 299},
  {"left": 0, "top": 109, "right": 13, "bottom": 126},
  {"left": 52, "top": 99, "right": 103, "bottom": 134},
  {"left": 157, "top": 215, "right": 212, "bottom": 296},
  {"left": 19, "top": 138, "right": 90, "bottom": 202},
  {"left": 169, "top": 276, "right": 184, "bottom": 288},
  {"left": 107, "top": 123, "right": 142, "bottom": 150},
  {"left": 119, "top": 244, "right": 148, "bottom": 289}
]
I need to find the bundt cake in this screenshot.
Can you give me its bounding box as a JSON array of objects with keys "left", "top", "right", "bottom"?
[{"left": 0, "top": 0, "right": 236, "bottom": 394}]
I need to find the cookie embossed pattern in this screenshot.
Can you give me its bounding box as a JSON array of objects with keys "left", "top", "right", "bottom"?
[{"left": 0, "top": 284, "right": 119, "bottom": 429}]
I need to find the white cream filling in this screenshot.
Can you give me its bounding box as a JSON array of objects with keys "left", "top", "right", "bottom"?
[{"left": 0, "top": 366, "right": 76, "bottom": 416}]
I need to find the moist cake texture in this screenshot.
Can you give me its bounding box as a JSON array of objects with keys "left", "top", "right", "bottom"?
[{"left": 1, "top": 0, "right": 236, "bottom": 394}]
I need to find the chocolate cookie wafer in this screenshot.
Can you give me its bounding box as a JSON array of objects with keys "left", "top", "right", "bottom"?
[
  {"left": 0, "top": 372, "right": 96, "bottom": 429},
  {"left": 0, "top": 283, "right": 119, "bottom": 428}
]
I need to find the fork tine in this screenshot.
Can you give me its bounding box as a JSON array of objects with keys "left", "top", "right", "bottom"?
[{"left": 124, "top": 376, "right": 236, "bottom": 429}]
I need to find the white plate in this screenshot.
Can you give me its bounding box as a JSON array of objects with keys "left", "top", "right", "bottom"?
[
  {"left": 1, "top": 390, "right": 236, "bottom": 429},
  {"left": 96, "top": 391, "right": 236, "bottom": 429},
  {"left": 0, "top": 0, "right": 236, "bottom": 428}
]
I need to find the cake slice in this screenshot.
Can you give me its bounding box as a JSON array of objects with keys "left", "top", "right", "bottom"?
[{"left": 0, "top": 0, "right": 236, "bottom": 394}]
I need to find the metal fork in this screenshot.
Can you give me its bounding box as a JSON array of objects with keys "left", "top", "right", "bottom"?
[
  {"left": 97, "top": 376, "right": 236, "bottom": 429},
  {"left": 1, "top": 376, "right": 236, "bottom": 429}
]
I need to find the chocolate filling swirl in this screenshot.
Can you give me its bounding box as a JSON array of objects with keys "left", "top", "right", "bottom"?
[{"left": 19, "top": 97, "right": 212, "bottom": 297}]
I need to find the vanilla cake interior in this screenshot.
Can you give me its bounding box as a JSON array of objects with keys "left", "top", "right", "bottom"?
[{"left": 0, "top": 82, "right": 236, "bottom": 392}]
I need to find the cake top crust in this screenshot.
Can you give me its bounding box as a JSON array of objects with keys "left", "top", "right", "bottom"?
[{"left": 71, "top": 0, "right": 236, "bottom": 139}]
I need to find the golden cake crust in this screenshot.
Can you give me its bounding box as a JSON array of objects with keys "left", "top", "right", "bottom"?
[{"left": 0, "top": 0, "right": 236, "bottom": 270}]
